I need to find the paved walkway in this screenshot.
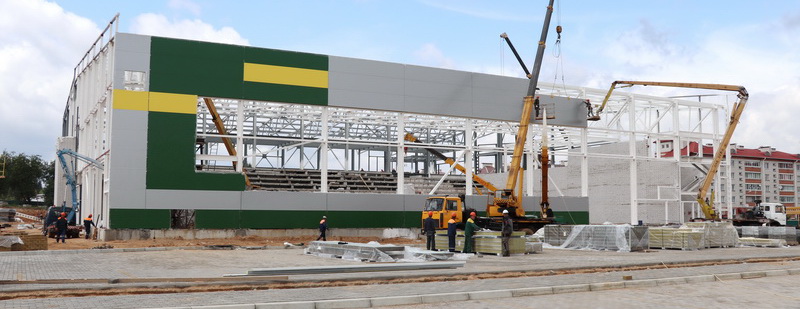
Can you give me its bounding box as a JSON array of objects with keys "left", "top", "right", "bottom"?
[{"left": 1, "top": 246, "right": 800, "bottom": 308}]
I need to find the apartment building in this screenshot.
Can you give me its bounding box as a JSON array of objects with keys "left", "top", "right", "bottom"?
[{"left": 662, "top": 141, "right": 799, "bottom": 215}]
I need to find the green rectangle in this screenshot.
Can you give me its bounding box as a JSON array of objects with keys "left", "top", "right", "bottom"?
[
  {"left": 242, "top": 82, "right": 327, "bottom": 106},
  {"left": 240, "top": 210, "right": 328, "bottom": 229},
  {"left": 150, "top": 37, "right": 244, "bottom": 98},
  {"left": 110, "top": 209, "right": 170, "bottom": 229},
  {"left": 244, "top": 47, "right": 327, "bottom": 71},
  {"left": 195, "top": 210, "right": 241, "bottom": 229},
  {"left": 147, "top": 112, "right": 245, "bottom": 191}
]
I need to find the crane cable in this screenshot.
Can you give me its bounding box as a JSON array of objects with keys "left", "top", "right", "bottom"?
[{"left": 551, "top": 0, "right": 568, "bottom": 96}]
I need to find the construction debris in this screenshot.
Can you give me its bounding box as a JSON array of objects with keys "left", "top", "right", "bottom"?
[{"left": 434, "top": 230, "right": 528, "bottom": 255}]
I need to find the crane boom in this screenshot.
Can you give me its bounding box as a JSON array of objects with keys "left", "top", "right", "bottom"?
[
  {"left": 595, "top": 80, "right": 748, "bottom": 220},
  {"left": 56, "top": 149, "right": 104, "bottom": 223},
  {"left": 404, "top": 133, "right": 499, "bottom": 194}
]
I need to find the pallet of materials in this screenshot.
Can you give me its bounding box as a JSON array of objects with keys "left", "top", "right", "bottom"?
[
  {"left": 544, "top": 224, "right": 649, "bottom": 252},
  {"left": 738, "top": 237, "right": 787, "bottom": 247},
  {"left": 434, "top": 231, "right": 526, "bottom": 254},
  {"left": 682, "top": 222, "right": 738, "bottom": 248},
  {"left": 648, "top": 227, "right": 704, "bottom": 250},
  {"left": 739, "top": 226, "right": 798, "bottom": 246}
]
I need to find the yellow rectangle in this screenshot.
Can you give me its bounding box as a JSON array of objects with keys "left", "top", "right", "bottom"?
[
  {"left": 243, "top": 63, "right": 328, "bottom": 88},
  {"left": 149, "top": 92, "right": 197, "bottom": 114},
  {"left": 113, "top": 89, "right": 149, "bottom": 111}
]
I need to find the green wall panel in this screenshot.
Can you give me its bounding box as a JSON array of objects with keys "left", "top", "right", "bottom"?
[
  {"left": 240, "top": 210, "right": 329, "bottom": 229},
  {"left": 195, "top": 210, "right": 241, "bottom": 229},
  {"left": 110, "top": 209, "right": 170, "bottom": 229},
  {"left": 147, "top": 112, "right": 245, "bottom": 191},
  {"left": 150, "top": 37, "right": 244, "bottom": 98},
  {"left": 244, "top": 47, "right": 328, "bottom": 71},
  {"left": 242, "top": 82, "right": 327, "bottom": 106}
]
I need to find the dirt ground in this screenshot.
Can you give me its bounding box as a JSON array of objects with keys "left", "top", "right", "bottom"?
[{"left": 2, "top": 208, "right": 423, "bottom": 250}]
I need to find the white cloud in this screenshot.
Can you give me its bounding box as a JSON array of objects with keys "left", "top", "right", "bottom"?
[
  {"left": 130, "top": 13, "right": 249, "bottom": 46},
  {"left": 0, "top": 0, "right": 101, "bottom": 159},
  {"left": 419, "top": 0, "right": 529, "bottom": 22},
  {"left": 168, "top": 0, "right": 202, "bottom": 16},
  {"left": 413, "top": 43, "right": 455, "bottom": 69}
]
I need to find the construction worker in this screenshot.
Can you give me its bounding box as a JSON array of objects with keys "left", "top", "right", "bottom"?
[
  {"left": 534, "top": 96, "right": 541, "bottom": 118},
  {"left": 316, "top": 216, "right": 328, "bottom": 241},
  {"left": 447, "top": 213, "right": 458, "bottom": 252},
  {"left": 423, "top": 211, "right": 436, "bottom": 250},
  {"left": 83, "top": 214, "right": 96, "bottom": 239},
  {"left": 501, "top": 210, "right": 513, "bottom": 257},
  {"left": 463, "top": 212, "right": 480, "bottom": 254},
  {"left": 55, "top": 212, "right": 68, "bottom": 243},
  {"left": 585, "top": 99, "right": 594, "bottom": 117}
]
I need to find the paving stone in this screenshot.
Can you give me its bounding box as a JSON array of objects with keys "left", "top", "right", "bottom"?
[
  {"left": 511, "top": 286, "right": 553, "bottom": 297},
  {"left": 420, "top": 292, "right": 469, "bottom": 303},
  {"left": 468, "top": 290, "right": 512, "bottom": 300},
  {"left": 683, "top": 275, "right": 715, "bottom": 283},
  {"left": 714, "top": 273, "right": 742, "bottom": 281},
  {"left": 589, "top": 281, "right": 625, "bottom": 291},
  {"left": 369, "top": 295, "right": 422, "bottom": 307},
  {"left": 623, "top": 279, "right": 658, "bottom": 288},
  {"left": 552, "top": 284, "right": 590, "bottom": 294},
  {"left": 655, "top": 277, "right": 687, "bottom": 286},
  {"left": 740, "top": 271, "right": 767, "bottom": 279},
  {"left": 314, "top": 298, "right": 370, "bottom": 309}
]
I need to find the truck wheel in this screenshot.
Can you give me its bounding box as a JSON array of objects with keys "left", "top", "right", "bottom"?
[{"left": 520, "top": 228, "right": 534, "bottom": 235}]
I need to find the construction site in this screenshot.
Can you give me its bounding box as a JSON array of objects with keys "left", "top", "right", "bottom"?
[{"left": 4, "top": 3, "right": 800, "bottom": 308}]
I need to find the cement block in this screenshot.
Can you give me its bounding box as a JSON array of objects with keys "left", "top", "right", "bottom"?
[
  {"left": 740, "top": 271, "right": 767, "bottom": 279},
  {"left": 511, "top": 287, "right": 553, "bottom": 297},
  {"left": 765, "top": 270, "right": 789, "bottom": 277},
  {"left": 656, "top": 277, "right": 687, "bottom": 286},
  {"left": 468, "top": 290, "right": 512, "bottom": 300},
  {"left": 369, "top": 295, "right": 421, "bottom": 307},
  {"left": 191, "top": 304, "right": 255, "bottom": 309},
  {"left": 552, "top": 284, "right": 590, "bottom": 294},
  {"left": 623, "top": 279, "right": 658, "bottom": 288},
  {"left": 787, "top": 269, "right": 800, "bottom": 275},
  {"left": 589, "top": 281, "right": 625, "bottom": 291},
  {"left": 714, "top": 273, "right": 742, "bottom": 281},
  {"left": 314, "top": 298, "right": 371, "bottom": 309},
  {"left": 683, "top": 275, "right": 715, "bottom": 283},
  {"left": 421, "top": 292, "right": 469, "bottom": 304},
  {"left": 255, "top": 302, "right": 315, "bottom": 309}
]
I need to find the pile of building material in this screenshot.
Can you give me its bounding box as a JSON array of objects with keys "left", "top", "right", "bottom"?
[
  {"left": 543, "top": 224, "right": 649, "bottom": 252},
  {"left": 434, "top": 230, "right": 528, "bottom": 255},
  {"left": 0, "top": 208, "right": 15, "bottom": 222},
  {"left": 738, "top": 237, "right": 787, "bottom": 247},
  {"left": 682, "top": 222, "right": 738, "bottom": 248},
  {"left": 648, "top": 227, "right": 704, "bottom": 250},
  {"left": 304, "top": 241, "right": 453, "bottom": 262},
  {"left": 738, "top": 226, "right": 798, "bottom": 246},
  {"left": 0, "top": 235, "right": 24, "bottom": 251}
]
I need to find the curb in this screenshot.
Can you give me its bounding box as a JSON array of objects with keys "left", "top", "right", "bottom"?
[
  {"left": 175, "top": 268, "right": 800, "bottom": 309},
  {"left": 0, "top": 245, "right": 290, "bottom": 256}
]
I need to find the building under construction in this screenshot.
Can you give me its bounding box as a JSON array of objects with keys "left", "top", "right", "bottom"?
[{"left": 56, "top": 17, "right": 737, "bottom": 240}]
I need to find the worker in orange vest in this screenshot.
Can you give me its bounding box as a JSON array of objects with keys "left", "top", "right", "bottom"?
[
  {"left": 55, "top": 212, "right": 68, "bottom": 243},
  {"left": 83, "top": 214, "right": 96, "bottom": 239}
]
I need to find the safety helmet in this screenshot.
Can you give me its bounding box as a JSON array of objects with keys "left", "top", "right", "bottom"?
[
  {"left": 60, "top": 212, "right": 66, "bottom": 217},
  {"left": 88, "top": 214, "right": 92, "bottom": 218},
  {"left": 451, "top": 213, "right": 457, "bottom": 218},
  {"left": 428, "top": 211, "right": 433, "bottom": 217},
  {"left": 502, "top": 209, "right": 509, "bottom": 214},
  {"left": 470, "top": 211, "right": 476, "bottom": 217}
]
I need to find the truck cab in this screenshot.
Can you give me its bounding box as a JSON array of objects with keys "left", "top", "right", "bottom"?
[
  {"left": 422, "top": 196, "right": 469, "bottom": 229},
  {"left": 755, "top": 202, "right": 787, "bottom": 226},
  {"left": 734, "top": 202, "right": 787, "bottom": 226}
]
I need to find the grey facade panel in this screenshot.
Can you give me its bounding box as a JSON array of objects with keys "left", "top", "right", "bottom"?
[
  {"left": 113, "top": 33, "right": 151, "bottom": 91},
  {"left": 403, "top": 194, "right": 432, "bottom": 212},
  {"left": 532, "top": 96, "right": 588, "bottom": 128},
  {"left": 241, "top": 191, "right": 327, "bottom": 211},
  {"left": 327, "top": 193, "right": 405, "bottom": 211},
  {"left": 328, "top": 89, "right": 404, "bottom": 111},
  {"left": 404, "top": 66, "right": 473, "bottom": 118},
  {"left": 145, "top": 190, "right": 242, "bottom": 210},
  {"left": 329, "top": 56, "right": 405, "bottom": 77},
  {"left": 108, "top": 168, "right": 146, "bottom": 209},
  {"left": 472, "top": 73, "right": 528, "bottom": 122}
]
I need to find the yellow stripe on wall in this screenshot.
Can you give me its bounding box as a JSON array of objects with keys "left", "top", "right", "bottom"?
[
  {"left": 113, "top": 89, "right": 149, "bottom": 111},
  {"left": 149, "top": 92, "right": 198, "bottom": 114},
  {"left": 243, "top": 63, "right": 328, "bottom": 89}
]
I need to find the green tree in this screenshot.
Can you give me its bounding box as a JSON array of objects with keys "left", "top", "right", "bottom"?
[
  {"left": 43, "top": 160, "right": 55, "bottom": 206},
  {"left": 3, "top": 152, "right": 46, "bottom": 203}
]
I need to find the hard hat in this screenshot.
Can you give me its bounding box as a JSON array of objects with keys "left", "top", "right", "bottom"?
[
  {"left": 322, "top": 215, "right": 327, "bottom": 219},
  {"left": 61, "top": 212, "right": 66, "bottom": 217},
  {"left": 428, "top": 211, "right": 433, "bottom": 217},
  {"left": 502, "top": 210, "right": 509, "bottom": 214},
  {"left": 451, "top": 213, "right": 457, "bottom": 218},
  {"left": 470, "top": 211, "right": 476, "bottom": 217},
  {"left": 88, "top": 214, "right": 92, "bottom": 218}
]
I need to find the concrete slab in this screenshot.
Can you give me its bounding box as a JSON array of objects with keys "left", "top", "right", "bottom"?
[
  {"left": 468, "top": 290, "right": 512, "bottom": 300},
  {"left": 589, "top": 281, "right": 625, "bottom": 291},
  {"left": 714, "top": 273, "right": 743, "bottom": 281},
  {"left": 255, "top": 302, "right": 315, "bottom": 309},
  {"left": 314, "top": 298, "right": 371, "bottom": 309},
  {"left": 656, "top": 277, "right": 687, "bottom": 286},
  {"left": 552, "top": 284, "right": 591, "bottom": 294},
  {"left": 624, "top": 279, "right": 658, "bottom": 288},
  {"left": 765, "top": 270, "right": 790, "bottom": 277},
  {"left": 786, "top": 268, "right": 800, "bottom": 275},
  {"left": 511, "top": 287, "right": 553, "bottom": 297},
  {"left": 368, "top": 295, "right": 422, "bottom": 307},
  {"left": 420, "top": 292, "right": 469, "bottom": 303},
  {"left": 683, "top": 275, "right": 715, "bottom": 283},
  {"left": 740, "top": 271, "right": 767, "bottom": 279}
]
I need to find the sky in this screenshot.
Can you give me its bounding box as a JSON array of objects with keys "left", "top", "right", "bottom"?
[{"left": 1, "top": 0, "right": 799, "bottom": 161}]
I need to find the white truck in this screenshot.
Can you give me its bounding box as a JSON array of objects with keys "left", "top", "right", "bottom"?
[{"left": 733, "top": 202, "right": 786, "bottom": 226}]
